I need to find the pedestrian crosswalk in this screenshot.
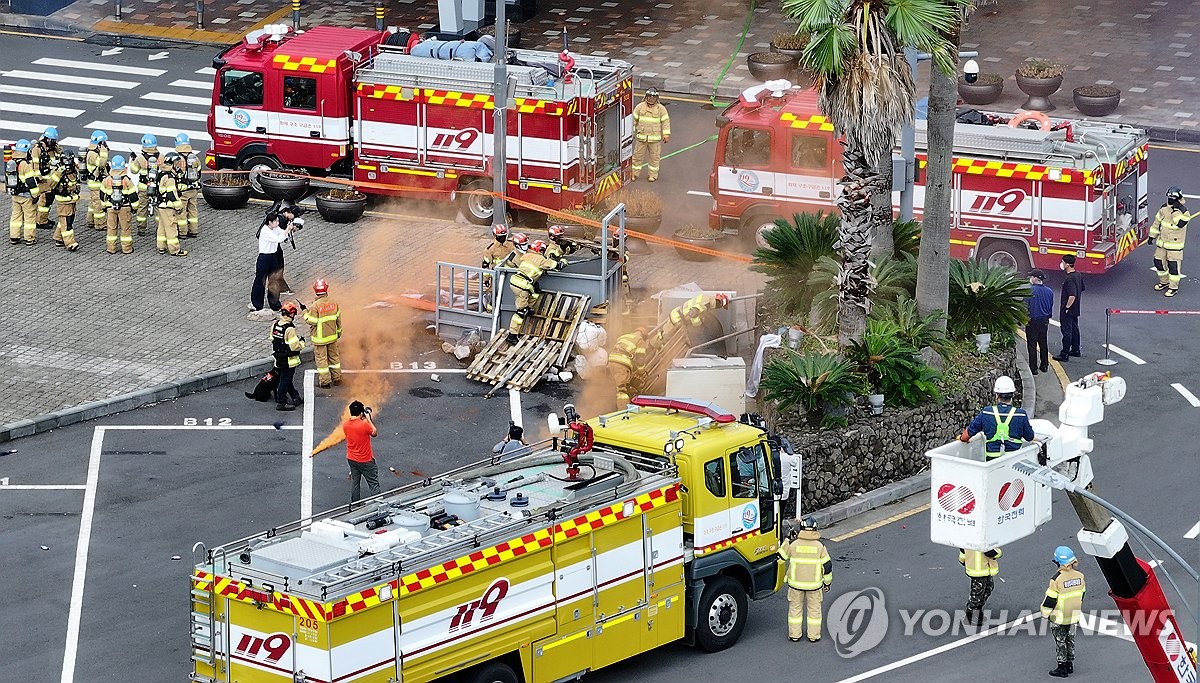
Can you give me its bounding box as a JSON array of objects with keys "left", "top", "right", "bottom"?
[{"left": 0, "top": 55, "right": 213, "bottom": 154}]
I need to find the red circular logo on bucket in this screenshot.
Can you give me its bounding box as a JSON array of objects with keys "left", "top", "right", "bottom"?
[
  {"left": 1165, "top": 631, "right": 1183, "bottom": 662},
  {"left": 998, "top": 480, "right": 1025, "bottom": 511},
  {"left": 937, "top": 483, "right": 976, "bottom": 515}
]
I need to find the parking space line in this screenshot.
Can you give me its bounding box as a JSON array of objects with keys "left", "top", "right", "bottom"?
[
  {"left": 830, "top": 504, "right": 930, "bottom": 543},
  {"left": 1186, "top": 521, "right": 1199, "bottom": 540},
  {"left": 1103, "top": 343, "right": 1146, "bottom": 365},
  {"left": 101, "top": 425, "right": 303, "bottom": 430},
  {"left": 509, "top": 388, "right": 523, "bottom": 427},
  {"left": 1171, "top": 383, "right": 1200, "bottom": 408},
  {"left": 0, "top": 484, "right": 86, "bottom": 490},
  {"left": 302, "top": 369, "right": 315, "bottom": 523},
  {"left": 341, "top": 368, "right": 468, "bottom": 374},
  {"left": 61, "top": 427, "right": 103, "bottom": 683}
]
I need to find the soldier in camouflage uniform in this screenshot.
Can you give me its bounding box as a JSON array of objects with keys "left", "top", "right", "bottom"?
[
  {"left": 1042, "top": 546, "right": 1087, "bottom": 678},
  {"left": 959, "top": 547, "right": 1002, "bottom": 626}
]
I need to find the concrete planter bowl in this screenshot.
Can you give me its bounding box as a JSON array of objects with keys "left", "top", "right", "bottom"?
[
  {"left": 1015, "top": 71, "right": 1064, "bottom": 112},
  {"left": 747, "top": 52, "right": 795, "bottom": 82},
  {"left": 958, "top": 74, "right": 1004, "bottom": 106},
  {"left": 200, "top": 176, "right": 251, "bottom": 210},
  {"left": 1073, "top": 85, "right": 1121, "bottom": 117},
  {"left": 259, "top": 170, "right": 310, "bottom": 203},
  {"left": 672, "top": 228, "right": 728, "bottom": 262},
  {"left": 315, "top": 189, "right": 368, "bottom": 223}
]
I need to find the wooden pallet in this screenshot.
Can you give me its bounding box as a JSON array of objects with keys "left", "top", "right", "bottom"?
[{"left": 466, "top": 291, "right": 591, "bottom": 394}]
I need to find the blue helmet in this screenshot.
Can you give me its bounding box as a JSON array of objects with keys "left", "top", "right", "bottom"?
[
  {"left": 43, "top": 126, "right": 59, "bottom": 141},
  {"left": 141, "top": 134, "right": 158, "bottom": 148},
  {"left": 110, "top": 155, "right": 127, "bottom": 171},
  {"left": 174, "top": 133, "right": 191, "bottom": 146},
  {"left": 90, "top": 130, "right": 109, "bottom": 144},
  {"left": 1054, "top": 546, "right": 1077, "bottom": 566},
  {"left": 14, "top": 139, "right": 32, "bottom": 153}
]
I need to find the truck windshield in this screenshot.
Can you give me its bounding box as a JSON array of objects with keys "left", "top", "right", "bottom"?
[
  {"left": 221, "top": 69, "right": 264, "bottom": 107},
  {"left": 731, "top": 444, "right": 775, "bottom": 532}
]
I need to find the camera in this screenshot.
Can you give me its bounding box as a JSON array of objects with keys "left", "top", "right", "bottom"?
[
  {"left": 291, "top": 216, "right": 305, "bottom": 231},
  {"left": 963, "top": 59, "right": 980, "bottom": 85},
  {"left": 363, "top": 406, "right": 373, "bottom": 415}
]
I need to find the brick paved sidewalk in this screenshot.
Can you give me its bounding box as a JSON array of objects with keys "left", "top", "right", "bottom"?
[{"left": 6, "top": 0, "right": 1200, "bottom": 139}]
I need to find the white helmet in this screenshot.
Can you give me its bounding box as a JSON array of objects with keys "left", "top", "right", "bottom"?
[{"left": 993, "top": 375, "right": 1016, "bottom": 395}]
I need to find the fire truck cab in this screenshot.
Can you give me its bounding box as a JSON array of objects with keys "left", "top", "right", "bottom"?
[
  {"left": 208, "top": 25, "right": 634, "bottom": 223},
  {"left": 709, "top": 83, "right": 1150, "bottom": 274}
]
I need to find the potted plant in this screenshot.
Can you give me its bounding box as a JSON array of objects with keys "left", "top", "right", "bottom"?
[
  {"left": 556, "top": 207, "right": 603, "bottom": 241},
  {"left": 747, "top": 51, "right": 795, "bottom": 82},
  {"left": 760, "top": 350, "right": 864, "bottom": 430},
  {"left": 1073, "top": 84, "right": 1121, "bottom": 117},
  {"left": 769, "top": 32, "right": 813, "bottom": 87},
  {"left": 604, "top": 187, "right": 663, "bottom": 235},
  {"left": 315, "top": 187, "right": 368, "bottom": 223},
  {"left": 200, "top": 172, "right": 251, "bottom": 210},
  {"left": 259, "top": 168, "right": 310, "bottom": 203},
  {"left": 672, "top": 224, "right": 729, "bottom": 262},
  {"left": 1015, "top": 59, "right": 1065, "bottom": 112},
  {"left": 958, "top": 73, "right": 1004, "bottom": 106},
  {"left": 477, "top": 21, "right": 522, "bottom": 49}
]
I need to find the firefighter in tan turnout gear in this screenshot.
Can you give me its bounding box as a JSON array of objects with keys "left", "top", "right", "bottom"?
[
  {"left": 31, "top": 126, "right": 62, "bottom": 230},
  {"left": 102, "top": 155, "right": 139, "bottom": 254},
  {"left": 302, "top": 278, "right": 343, "bottom": 388},
  {"left": 154, "top": 153, "right": 188, "bottom": 257},
  {"left": 778, "top": 517, "right": 832, "bottom": 642},
  {"left": 506, "top": 239, "right": 566, "bottom": 345},
  {"left": 1152, "top": 187, "right": 1190, "bottom": 297},
  {"left": 7, "top": 139, "right": 41, "bottom": 245},
  {"left": 173, "top": 133, "right": 202, "bottom": 239},
  {"left": 129, "top": 134, "right": 161, "bottom": 236},
  {"left": 84, "top": 131, "right": 110, "bottom": 231},
  {"left": 632, "top": 88, "right": 670, "bottom": 182},
  {"left": 46, "top": 147, "right": 84, "bottom": 251}
]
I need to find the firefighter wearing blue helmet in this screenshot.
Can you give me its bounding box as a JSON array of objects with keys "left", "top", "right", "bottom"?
[
  {"left": 7, "top": 139, "right": 41, "bottom": 245},
  {"left": 85, "top": 131, "right": 111, "bottom": 230},
  {"left": 173, "top": 132, "right": 202, "bottom": 239},
  {"left": 101, "top": 155, "right": 139, "bottom": 253},
  {"left": 32, "top": 126, "right": 62, "bottom": 230},
  {"left": 129, "top": 133, "right": 160, "bottom": 235}
]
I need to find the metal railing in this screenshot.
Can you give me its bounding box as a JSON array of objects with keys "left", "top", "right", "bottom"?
[{"left": 434, "top": 261, "right": 498, "bottom": 341}]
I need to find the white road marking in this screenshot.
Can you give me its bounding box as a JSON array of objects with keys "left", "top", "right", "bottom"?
[
  {"left": 1172, "top": 383, "right": 1200, "bottom": 408},
  {"left": 509, "top": 388, "right": 523, "bottom": 427},
  {"left": 0, "top": 101, "right": 84, "bottom": 118},
  {"left": 83, "top": 121, "right": 211, "bottom": 142},
  {"left": 100, "top": 424, "right": 304, "bottom": 430},
  {"left": 0, "top": 119, "right": 55, "bottom": 136},
  {"left": 2, "top": 84, "right": 111, "bottom": 102},
  {"left": 0, "top": 484, "right": 87, "bottom": 490},
  {"left": 60, "top": 427, "right": 104, "bottom": 683},
  {"left": 1185, "top": 520, "right": 1200, "bottom": 540},
  {"left": 340, "top": 368, "right": 469, "bottom": 374},
  {"left": 3, "top": 70, "right": 140, "bottom": 89},
  {"left": 60, "top": 136, "right": 138, "bottom": 154},
  {"left": 195, "top": 66, "right": 216, "bottom": 75},
  {"left": 1103, "top": 343, "right": 1146, "bottom": 365},
  {"left": 835, "top": 612, "right": 1040, "bottom": 682},
  {"left": 169, "top": 78, "right": 214, "bottom": 90},
  {"left": 113, "top": 105, "right": 208, "bottom": 122},
  {"left": 142, "top": 91, "right": 212, "bottom": 107},
  {"left": 302, "top": 369, "right": 315, "bottom": 524},
  {"left": 686, "top": 190, "right": 711, "bottom": 197},
  {"left": 32, "top": 57, "right": 166, "bottom": 77}
]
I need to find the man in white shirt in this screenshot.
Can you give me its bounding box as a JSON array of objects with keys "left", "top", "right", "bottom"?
[{"left": 249, "top": 212, "right": 294, "bottom": 321}]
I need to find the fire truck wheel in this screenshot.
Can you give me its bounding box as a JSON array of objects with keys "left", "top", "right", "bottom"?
[
  {"left": 740, "top": 215, "right": 778, "bottom": 252},
  {"left": 467, "top": 661, "right": 519, "bottom": 683},
  {"left": 695, "top": 575, "right": 748, "bottom": 652},
  {"left": 460, "top": 178, "right": 495, "bottom": 226},
  {"left": 976, "top": 240, "right": 1031, "bottom": 274},
  {"left": 239, "top": 154, "right": 283, "bottom": 196}
]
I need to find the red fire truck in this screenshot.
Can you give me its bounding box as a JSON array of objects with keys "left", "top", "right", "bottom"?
[
  {"left": 207, "top": 25, "right": 634, "bottom": 223},
  {"left": 709, "top": 83, "right": 1151, "bottom": 274}
]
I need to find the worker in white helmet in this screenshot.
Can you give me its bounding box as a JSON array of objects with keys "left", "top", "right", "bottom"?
[{"left": 958, "top": 375, "right": 1035, "bottom": 459}]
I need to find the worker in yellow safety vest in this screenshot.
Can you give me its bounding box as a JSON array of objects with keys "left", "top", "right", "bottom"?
[
  {"left": 505, "top": 240, "right": 566, "bottom": 345},
  {"left": 1152, "top": 187, "right": 1190, "bottom": 297},
  {"left": 959, "top": 547, "right": 1001, "bottom": 626},
  {"left": 777, "top": 517, "right": 832, "bottom": 643},
  {"left": 1043, "top": 546, "right": 1087, "bottom": 678},
  {"left": 302, "top": 278, "right": 343, "bottom": 388},
  {"left": 632, "top": 88, "right": 670, "bottom": 182}
]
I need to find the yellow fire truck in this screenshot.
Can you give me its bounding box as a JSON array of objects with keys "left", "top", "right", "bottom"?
[{"left": 190, "top": 397, "right": 785, "bottom": 683}]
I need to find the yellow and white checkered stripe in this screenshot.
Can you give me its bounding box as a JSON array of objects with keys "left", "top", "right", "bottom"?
[
  {"left": 918, "top": 156, "right": 1096, "bottom": 185},
  {"left": 272, "top": 54, "right": 338, "bottom": 74},
  {"left": 193, "top": 571, "right": 328, "bottom": 621},
  {"left": 780, "top": 112, "right": 834, "bottom": 131}
]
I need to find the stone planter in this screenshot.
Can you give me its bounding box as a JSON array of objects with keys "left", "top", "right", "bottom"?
[
  {"left": 199, "top": 178, "right": 251, "bottom": 210},
  {"left": 958, "top": 74, "right": 1004, "bottom": 106},
  {"left": 259, "top": 170, "right": 310, "bottom": 203},
  {"left": 477, "top": 23, "right": 522, "bottom": 49},
  {"left": 315, "top": 189, "right": 368, "bottom": 223},
  {"left": 1073, "top": 85, "right": 1121, "bottom": 117},
  {"left": 1015, "top": 73, "right": 1063, "bottom": 112},
  {"left": 672, "top": 229, "right": 728, "bottom": 262},
  {"left": 747, "top": 52, "right": 794, "bottom": 82},
  {"left": 624, "top": 213, "right": 662, "bottom": 235}
]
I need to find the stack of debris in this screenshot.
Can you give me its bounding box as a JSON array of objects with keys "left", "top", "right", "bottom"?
[{"left": 467, "top": 291, "right": 591, "bottom": 396}]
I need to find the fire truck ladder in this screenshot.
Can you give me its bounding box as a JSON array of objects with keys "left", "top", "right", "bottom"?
[{"left": 189, "top": 542, "right": 221, "bottom": 683}]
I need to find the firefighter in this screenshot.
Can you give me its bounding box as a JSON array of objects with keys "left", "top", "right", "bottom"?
[
  {"left": 85, "top": 130, "right": 110, "bottom": 231},
  {"left": 958, "top": 376, "right": 1035, "bottom": 459},
  {"left": 47, "top": 147, "right": 84, "bottom": 251},
  {"left": 154, "top": 152, "right": 188, "bottom": 257},
  {"left": 777, "top": 517, "right": 832, "bottom": 643},
  {"left": 632, "top": 88, "right": 670, "bottom": 182},
  {"left": 271, "top": 301, "right": 306, "bottom": 411},
  {"left": 1042, "top": 546, "right": 1086, "bottom": 678},
  {"left": 506, "top": 240, "right": 566, "bottom": 345},
  {"left": 174, "top": 133, "right": 202, "bottom": 239},
  {"left": 31, "top": 126, "right": 62, "bottom": 230},
  {"left": 8, "top": 139, "right": 41, "bottom": 245},
  {"left": 545, "top": 224, "right": 583, "bottom": 260},
  {"left": 608, "top": 328, "right": 649, "bottom": 403},
  {"left": 1153, "top": 187, "right": 1190, "bottom": 297},
  {"left": 302, "top": 278, "right": 343, "bottom": 388},
  {"left": 655, "top": 293, "right": 729, "bottom": 346},
  {"left": 129, "top": 134, "right": 161, "bottom": 236},
  {"left": 101, "top": 155, "right": 139, "bottom": 254},
  {"left": 959, "top": 547, "right": 1001, "bottom": 626},
  {"left": 483, "top": 224, "right": 517, "bottom": 269}
]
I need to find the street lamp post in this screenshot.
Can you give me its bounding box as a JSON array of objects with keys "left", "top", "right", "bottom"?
[{"left": 491, "top": 0, "right": 508, "bottom": 230}]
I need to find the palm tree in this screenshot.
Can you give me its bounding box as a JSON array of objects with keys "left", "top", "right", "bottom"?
[{"left": 783, "top": 0, "right": 967, "bottom": 347}]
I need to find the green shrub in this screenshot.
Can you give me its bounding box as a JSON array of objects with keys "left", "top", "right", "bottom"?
[
  {"left": 846, "top": 319, "right": 942, "bottom": 407},
  {"left": 808, "top": 251, "right": 917, "bottom": 334},
  {"left": 751, "top": 212, "right": 839, "bottom": 316},
  {"left": 947, "top": 259, "right": 1031, "bottom": 342},
  {"left": 870, "top": 295, "right": 948, "bottom": 355},
  {"left": 892, "top": 219, "right": 921, "bottom": 257},
  {"left": 761, "top": 350, "right": 863, "bottom": 429}
]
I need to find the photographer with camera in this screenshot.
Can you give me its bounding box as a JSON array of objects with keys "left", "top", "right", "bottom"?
[
  {"left": 493, "top": 422, "right": 531, "bottom": 457},
  {"left": 343, "top": 401, "right": 380, "bottom": 503},
  {"left": 270, "top": 200, "right": 303, "bottom": 298},
  {"left": 249, "top": 211, "right": 295, "bottom": 320}
]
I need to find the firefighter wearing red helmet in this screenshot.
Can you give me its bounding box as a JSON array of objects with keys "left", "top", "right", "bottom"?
[
  {"left": 271, "top": 301, "right": 306, "bottom": 411},
  {"left": 545, "top": 224, "right": 581, "bottom": 260},
  {"left": 302, "top": 278, "right": 342, "bottom": 388},
  {"left": 506, "top": 240, "right": 567, "bottom": 344},
  {"left": 483, "top": 224, "right": 517, "bottom": 270}
]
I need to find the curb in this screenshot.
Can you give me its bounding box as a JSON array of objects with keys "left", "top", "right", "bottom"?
[
  {"left": 809, "top": 472, "right": 932, "bottom": 529},
  {"left": 0, "top": 349, "right": 314, "bottom": 443},
  {"left": 0, "top": 11, "right": 83, "bottom": 34}
]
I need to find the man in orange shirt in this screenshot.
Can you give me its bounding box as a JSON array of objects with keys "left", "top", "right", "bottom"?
[{"left": 343, "top": 401, "right": 380, "bottom": 503}]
